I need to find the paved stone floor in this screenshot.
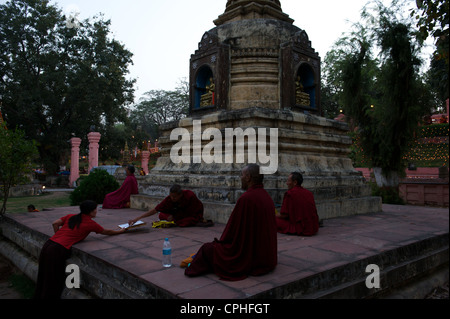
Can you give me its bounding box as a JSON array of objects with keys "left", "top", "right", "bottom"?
[{"left": 3, "top": 203, "right": 448, "bottom": 299}]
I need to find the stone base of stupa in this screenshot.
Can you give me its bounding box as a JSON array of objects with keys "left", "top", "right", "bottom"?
[{"left": 130, "top": 108, "right": 382, "bottom": 223}]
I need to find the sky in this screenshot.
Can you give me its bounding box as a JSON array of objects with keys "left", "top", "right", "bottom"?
[
  {"left": 49, "top": 0, "right": 373, "bottom": 102},
  {"left": 3, "top": 0, "right": 433, "bottom": 103}
]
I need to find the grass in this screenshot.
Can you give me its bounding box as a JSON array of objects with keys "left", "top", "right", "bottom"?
[
  {"left": 3, "top": 191, "right": 72, "bottom": 214},
  {"left": 9, "top": 273, "right": 36, "bottom": 299}
]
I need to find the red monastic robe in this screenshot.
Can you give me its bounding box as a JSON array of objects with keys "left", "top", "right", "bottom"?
[
  {"left": 186, "top": 184, "right": 278, "bottom": 281},
  {"left": 155, "top": 190, "right": 204, "bottom": 227},
  {"left": 102, "top": 175, "right": 138, "bottom": 209},
  {"left": 276, "top": 186, "right": 319, "bottom": 236}
]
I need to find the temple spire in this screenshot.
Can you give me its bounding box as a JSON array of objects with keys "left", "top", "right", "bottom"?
[
  {"left": 225, "top": 0, "right": 282, "bottom": 12},
  {"left": 215, "top": 0, "right": 293, "bottom": 26}
]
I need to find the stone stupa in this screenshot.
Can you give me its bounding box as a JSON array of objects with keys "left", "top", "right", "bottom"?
[{"left": 132, "top": 0, "right": 381, "bottom": 223}]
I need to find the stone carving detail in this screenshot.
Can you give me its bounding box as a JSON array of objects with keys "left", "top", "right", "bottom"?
[
  {"left": 231, "top": 48, "right": 278, "bottom": 58},
  {"left": 292, "top": 30, "right": 312, "bottom": 50},
  {"left": 197, "top": 32, "right": 219, "bottom": 53}
]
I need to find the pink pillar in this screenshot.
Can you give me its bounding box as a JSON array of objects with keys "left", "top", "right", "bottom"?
[
  {"left": 69, "top": 138, "right": 81, "bottom": 187},
  {"left": 141, "top": 151, "right": 150, "bottom": 175},
  {"left": 87, "top": 132, "right": 101, "bottom": 173}
]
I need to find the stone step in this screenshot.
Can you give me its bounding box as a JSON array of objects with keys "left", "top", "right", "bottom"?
[
  {"left": 290, "top": 236, "right": 449, "bottom": 299},
  {"left": 1, "top": 206, "right": 448, "bottom": 299},
  {"left": 130, "top": 193, "right": 382, "bottom": 222}
]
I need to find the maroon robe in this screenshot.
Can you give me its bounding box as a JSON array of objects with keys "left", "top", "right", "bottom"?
[
  {"left": 155, "top": 190, "right": 203, "bottom": 227},
  {"left": 185, "top": 184, "right": 278, "bottom": 281},
  {"left": 102, "top": 175, "right": 138, "bottom": 209},
  {"left": 276, "top": 186, "right": 319, "bottom": 236}
]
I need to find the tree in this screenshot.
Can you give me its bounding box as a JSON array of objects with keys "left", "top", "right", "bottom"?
[
  {"left": 0, "top": 126, "right": 38, "bottom": 215},
  {"left": 69, "top": 169, "right": 119, "bottom": 206},
  {"left": 0, "top": 0, "right": 135, "bottom": 174},
  {"left": 413, "top": 0, "right": 450, "bottom": 104},
  {"left": 413, "top": 0, "right": 449, "bottom": 66},
  {"left": 130, "top": 80, "right": 189, "bottom": 141},
  {"left": 322, "top": 25, "right": 379, "bottom": 120},
  {"left": 326, "top": 0, "right": 433, "bottom": 187}
]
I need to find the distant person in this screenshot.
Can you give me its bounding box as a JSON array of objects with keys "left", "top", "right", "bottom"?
[
  {"left": 128, "top": 184, "right": 208, "bottom": 227},
  {"left": 276, "top": 172, "right": 319, "bottom": 236},
  {"left": 184, "top": 164, "right": 277, "bottom": 281},
  {"left": 34, "top": 200, "right": 126, "bottom": 299},
  {"left": 27, "top": 205, "right": 39, "bottom": 212},
  {"left": 102, "top": 165, "right": 138, "bottom": 209}
]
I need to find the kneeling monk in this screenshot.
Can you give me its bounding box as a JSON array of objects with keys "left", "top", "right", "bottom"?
[
  {"left": 128, "top": 184, "right": 204, "bottom": 227},
  {"left": 102, "top": 165, "right": 139, "bottom": 209},
  {"left": 276, "top": 172, "right": 319, "bottom": 236},
  {"left": 184, "top": 164, "right": 277, "bottom": 281}
]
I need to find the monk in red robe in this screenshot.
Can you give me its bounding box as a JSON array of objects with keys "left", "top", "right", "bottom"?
[
  {"left": 102, "top": 165, "right": 139, "bottom": 209},
  {"left": 184, "top": 164, "right": 278, "bottom": 281},
  {"left": 276, "top": 172, "right": 319, "bottom": 236},
  {"left": 128, "top": 184, "right": 206, "bottom": 227}
]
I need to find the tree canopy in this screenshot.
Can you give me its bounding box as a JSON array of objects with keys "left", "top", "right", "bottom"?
[
  {"left": 0, "top": 126, "right": 38, "bottom": 215},
  {"left": 130, "top": 79, "right": 189, "bottom": 141},
  {"left": 0, "top": 0, "right": 135, "bottom": 174},
  {"left": 323, "top": 0, "right": 435, "bottom": 186}
]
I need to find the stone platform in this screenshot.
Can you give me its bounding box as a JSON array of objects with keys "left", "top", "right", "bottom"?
[
  {"left": 0, "top": 204, "right": 448, "bottom": 299},
  {"left": 139, "top": 108, "right": 382, "bottom": 223}
]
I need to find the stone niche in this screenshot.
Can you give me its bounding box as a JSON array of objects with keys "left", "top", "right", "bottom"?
[
  {"left": 134, "top": 0, "right": 381, "bottom": 223},
  {"left": 190, "top": 12, "right": 321, "bottom": 114}
]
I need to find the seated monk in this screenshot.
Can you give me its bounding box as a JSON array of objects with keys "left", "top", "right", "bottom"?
[
  {"left": 128, "top": 184, "right": 208, "bottom": 227},
  {"left": 102, "top": 165, "right": 139, "bottom": 209},
  {"left": 276, "top": 172, "right": 319, "bottom": 236},
  {"left": 184, "top": 164, "right": 278, "bottom": 281}
]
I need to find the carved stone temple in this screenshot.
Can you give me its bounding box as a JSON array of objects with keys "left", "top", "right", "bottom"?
[{"left": 132, "top": 0, "right": 381, "bottom": 223}]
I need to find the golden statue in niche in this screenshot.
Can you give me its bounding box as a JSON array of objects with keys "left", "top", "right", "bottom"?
[
  {"left": 295, "top": 76, "right": 310, "bottom": 106},
  {"left": 200, "top": 77, "right": 215, "bottom": 107}
]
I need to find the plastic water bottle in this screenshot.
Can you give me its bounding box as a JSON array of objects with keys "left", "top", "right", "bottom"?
[{"left": 162, "top": 238, "right": 172, "bottom": 268}]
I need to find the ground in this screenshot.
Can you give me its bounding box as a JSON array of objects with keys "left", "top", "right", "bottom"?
[{"left": 0, "top": 254, "right": 27, "bottom": 299}]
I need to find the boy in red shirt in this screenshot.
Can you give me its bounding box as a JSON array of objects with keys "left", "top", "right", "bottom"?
[{"left": 34, "top": 200, "right": 126, "bottom": 299}]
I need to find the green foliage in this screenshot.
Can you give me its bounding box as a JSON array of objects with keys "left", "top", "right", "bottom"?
[
  {"left": 0, "top": 127, "right": 39, "bottom": 215},
  {"left": 413, "top": 0, "right": 449, "bottom": 102},
  {"left": 130, "top": 88, "right": 189, "bottom": 135},
  {"left": 413, "top": 0, "right": 449, "bottom": 65},
  {"left": 324, "top": 1, "right": 435, "bottom": 185},
  {"left": 9, "top": 273, "right": 35, "bottom": 299},
  {"left": 70, "top": 169, "right": 119, "bottom": 206},
  {"left": 0, "top": 0, "right": 135, "bottom": 174},
  {"left": 370, "top": 182, "right": 405, "bottom": 205}
]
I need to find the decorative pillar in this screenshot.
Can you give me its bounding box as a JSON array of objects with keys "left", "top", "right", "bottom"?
[
  {"left": 141, "top": 151, "right": 150, "bottom": 175},
  {"left": 69, "top": 137, "right": 81, "bottom": 187},
  {"left": 87, "top": 132, "right": 101, "bottom": 173}
]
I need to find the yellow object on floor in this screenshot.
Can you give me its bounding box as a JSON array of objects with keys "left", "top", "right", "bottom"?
[
  {"left": 180, "top": 254, "right": 196, "bottom": 268},
  {"left": 152, "top": 220, "right": 176, "bottom": 228}
]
